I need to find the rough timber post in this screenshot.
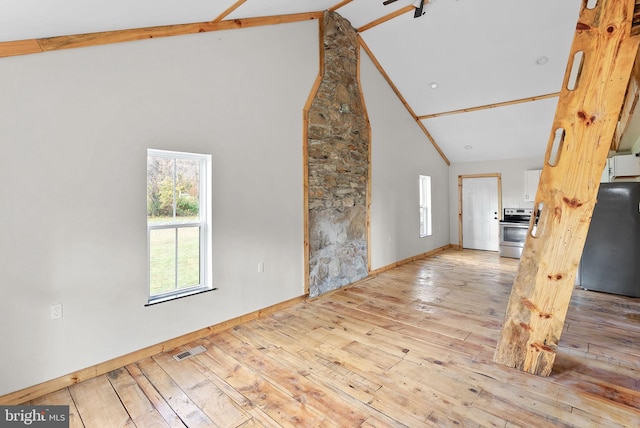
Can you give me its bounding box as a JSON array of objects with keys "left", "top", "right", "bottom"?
[{"left": 494, "top": 0, "right": 639, "bottom": 376}]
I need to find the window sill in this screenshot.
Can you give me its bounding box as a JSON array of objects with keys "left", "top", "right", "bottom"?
[{"left": 145, "top": 287, "right": 217, "bottom": 306}]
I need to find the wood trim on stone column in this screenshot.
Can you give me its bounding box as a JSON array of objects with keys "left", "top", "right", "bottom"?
[
  {"left": 494, "top": 0, "right": 640, "bottom": 376},
  {"left": 302, "top": 19, "right": 326, "bottom": 296}
]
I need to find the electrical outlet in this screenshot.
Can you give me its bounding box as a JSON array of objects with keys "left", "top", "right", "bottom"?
[{"left": 50, "top": 304, "right": 63, "bottom": 320}]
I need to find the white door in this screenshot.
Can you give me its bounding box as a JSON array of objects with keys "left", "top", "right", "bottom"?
[{"left": 462, "top": 177, "right": 499, "bottom": 251}]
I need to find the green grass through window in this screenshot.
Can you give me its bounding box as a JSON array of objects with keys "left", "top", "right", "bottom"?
[{"left": 149, "top": 218, "right": 200, "bottom": 296}]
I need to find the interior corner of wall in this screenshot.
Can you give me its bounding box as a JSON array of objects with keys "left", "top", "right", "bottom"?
[{"left": 632, "top": 136, "right": 640, "bottom": 155}]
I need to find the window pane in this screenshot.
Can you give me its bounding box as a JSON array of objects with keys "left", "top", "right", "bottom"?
[
  {"left": 149, "top": 228, "right": 176, "bottom": 296},
  {"left": 147, "top": 149, "right": 211, "bottom": 304},
  {"left": 419, "top": 175, "right": 432, "bottom": 237},
  {"left": 177, "top": 226, "right": 201, "bottom": 289},
  {"left": 147, "top": 157, "right": 176, "bottom": 221},
  {"left": 175, "top": 158, "right": 200, "bottom": 220}
]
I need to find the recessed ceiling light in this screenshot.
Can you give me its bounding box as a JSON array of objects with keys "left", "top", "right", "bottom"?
[
  {"left": 464, "top": 145, "right": 473, "bottom": 150},
  {"left": 429, "top": 82, "right": 439, "bottom": 89},
  {"left": 535, "top": 56, "right": 549, "bottom": 65}
]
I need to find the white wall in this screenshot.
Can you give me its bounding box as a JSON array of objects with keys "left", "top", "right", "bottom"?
[
  {"left": 0, "top": 22, "right": 318, "bottom": 395},
  {"left": 361, "top": 51, "right": 450, "bottom": 270},
  {"left": 448, "top": 156, "right": 544, "bottom": 245}
]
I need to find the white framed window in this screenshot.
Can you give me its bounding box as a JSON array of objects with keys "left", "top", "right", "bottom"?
[
  {"left": 146, "top": 149, "right": 212, "bottom": 304},
  {"left": 419, "top": 175, "right": 432, "bottom": 237}
]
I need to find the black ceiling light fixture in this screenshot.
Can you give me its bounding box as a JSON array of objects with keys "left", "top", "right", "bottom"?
[
  {"left": 382, "top": 0, "right": 426, "bottom": 18},
  {"left": 413, "top": 0, "right": 426, "bottom": 17}
]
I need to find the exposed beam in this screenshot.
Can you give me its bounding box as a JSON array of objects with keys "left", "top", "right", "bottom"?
[
  {"left": 358, "top": 6, "right": 414, "bottom": 32},
  {"left": 494, "top": 0, "right": 640, "bottom": 376},
  {"left": 328, "top": 0, "right": 355, "bottom": 12},
  {"left": 302, "top": 18, "right": 326, "bottom": 297},
  {"left": 0, "top": 12, "right": 323, "bottom": 58},
  {"left": 0, "top": 39, "right": 43, "bottom": 58},
  {"left": 417, "top": 92, "right": 561, "bottom": 120},
  {"left": 358, "top": 35, "right": 450, "bottom": 166},
  {"left": 212, "top": 0, "right": 247, "bottom": 22}
]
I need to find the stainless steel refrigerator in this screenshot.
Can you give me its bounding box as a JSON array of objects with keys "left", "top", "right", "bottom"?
[{"left": 579, "top": 182, "right": 640, "bottom": 297}]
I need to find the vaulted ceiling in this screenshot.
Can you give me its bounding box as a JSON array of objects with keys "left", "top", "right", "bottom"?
[{"left": 2, "top": 0, "right": 638, "bottom": 163}]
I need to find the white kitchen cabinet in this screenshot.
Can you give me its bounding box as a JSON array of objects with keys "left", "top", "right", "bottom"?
[
  {"left": 524, "top": 169, "right": 542, "bottom": 202},
  {"left": 611, "top": 154, "right": 640, "bottom": 178}
]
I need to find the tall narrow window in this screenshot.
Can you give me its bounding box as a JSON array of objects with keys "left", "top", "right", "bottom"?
[
  {"left": 147, "top": 149, "right": 212, "bottom": 304},
  {"left": 419, "top": 175, "right": 432, "bottom": 237}
]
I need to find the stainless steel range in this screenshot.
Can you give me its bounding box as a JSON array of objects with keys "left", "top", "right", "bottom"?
[{"left": 499, "top": 208, "right": 532, "bottom": 258}]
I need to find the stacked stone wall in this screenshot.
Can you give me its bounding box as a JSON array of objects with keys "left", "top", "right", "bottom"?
[{"left": 307, "top": 11, "right": 370, "bottom": 297}]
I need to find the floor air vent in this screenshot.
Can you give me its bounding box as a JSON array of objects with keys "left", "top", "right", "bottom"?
[{"left": 173, "top": 345, "right": 206, "bottom": 361}]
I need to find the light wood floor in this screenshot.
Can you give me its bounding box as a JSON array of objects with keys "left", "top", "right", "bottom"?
[{"left": 32, "top": 249, "right": 640, "bottom": 427}]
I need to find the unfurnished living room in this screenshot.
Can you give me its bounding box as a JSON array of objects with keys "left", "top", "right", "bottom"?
[{"left": 1, "top": 1, "right": 639, "bottom": 427}]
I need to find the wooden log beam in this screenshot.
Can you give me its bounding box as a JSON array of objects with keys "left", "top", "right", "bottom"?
[
  {"left": 417, "top": 92, "right": 560, "bottom": 120},
  {"left": 494, "top": 0, "right": 640, "bottom": 376},
  {"left": 0, "top": 39, "right": 43, "bottom": 58},
  {"left": 0, "top": 13, "right": 322, "bottom": 58}
]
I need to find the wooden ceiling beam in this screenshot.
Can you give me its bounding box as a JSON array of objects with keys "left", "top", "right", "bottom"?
[
  {"left": 328, "top": 0, "right": 355, "bottom": 12},
  {"left": 494, "top": 0, "right": 639, "bottom": 376},
  {"left": 418, "top": 92, "right": 561, "bottom": 120},
  {"left": 0, "top": 12, "right": 322, "bottom": 59},
  {"left": 358, "top": 6, "right": 414, "bottom": 32},
  {"left": 0, "top": 39, "right": 43, "bottom": 58},
  {"left": 212, "top": 0, "right": 247, "bottom": 23}
]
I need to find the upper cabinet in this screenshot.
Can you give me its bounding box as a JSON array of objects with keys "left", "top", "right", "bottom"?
[
  {"left": 524, "top": 169, "right": 542, "bottom": 202},
  {"left": 610, "top": 154, "right": 640, "bottom": 179}
]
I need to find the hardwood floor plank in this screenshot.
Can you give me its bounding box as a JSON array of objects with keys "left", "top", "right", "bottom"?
[
  {"left": 183, "top": 343, "right": 285, "bottom": 428},
  {"left": 28, "top": 249, "right": 640, "bottom": 427},
  {"left": 152, "top": 350, "right": 251, "bottom": 427},
  {"left": 318, "top": 299, "right": 486, "bottom": 360},
  {"left": 194, "top": 338, "right": 327, "bottom": 428},
  {"left": 31, "top": 388, "right": 84, "bottom": 428},
  {"left": 232, "top": 323, "right": 382, "bottom": 405},
  {"left": 68, "top": 376, "right": 132, "bottom": 427},
  {"left": 212, "top": 328, "right": 372, "bottom": 427},
  {"left": 107, "top": 368, "right": 170, "bottom": 428},
  {"left": 125, "top": 363, "right": 186, "bottom": 428},
  {"left": 136, "top": 357, "right": 218, "bottom": 427}
]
